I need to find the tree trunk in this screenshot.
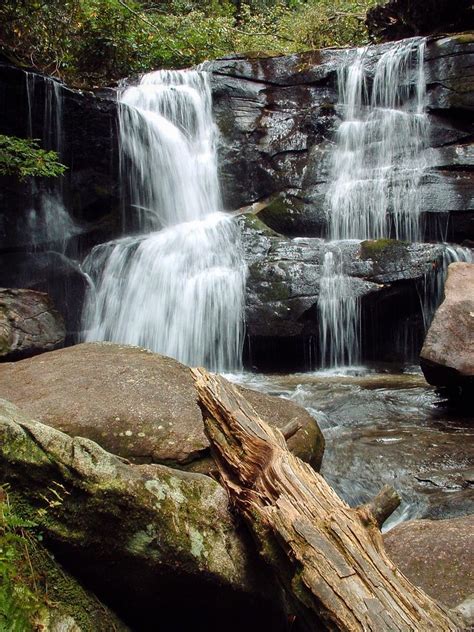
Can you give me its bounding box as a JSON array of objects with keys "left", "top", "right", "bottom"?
[{"left": 192, "top": 368, "right": 461, "bottom": 632}]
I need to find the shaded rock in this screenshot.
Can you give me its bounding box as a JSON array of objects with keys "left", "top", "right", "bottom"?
[
  {"left": 0, "top": 288, "right": 65, "bottom": 360},
  {"left": 420, "top": 262, "right": 474, "bottom": 398},
  {"left": 0, "top": 515, "right": 128, "bottom": 631},
  {"left": 0, "top": 342, "right": 324, "bottom": 472},
  {"left": 0, "top": 63, "right": 120, "bottom": 243},
  {"left": 384, "top": 515, "right": 474, "bottom": 608},
  {"left": 0, "top": 399, "right": 286, "bottom": 631},
  {"left": 366, "top": 0, "right": 474, "bottom": 43},
  {"left": 0, "top": 250, "right": 90, "bottom": 337}
]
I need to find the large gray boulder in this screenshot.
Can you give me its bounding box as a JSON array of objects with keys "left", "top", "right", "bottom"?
[
  {"left": 0, "top": 399, "right": 287, "bottom": 631},
  {"left": 0, "top": 342, "right": 324, "bottom": 472},
  {"left": 420, "top": 262, "right": 474, "bottom": 398},
  {"left": 0, "top": 288, "right": 65, "bottom": 360}
]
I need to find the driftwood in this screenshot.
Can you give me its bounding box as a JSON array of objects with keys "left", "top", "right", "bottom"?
[{"left": 192, "top": 368, "right": 461, "bottom": 632}]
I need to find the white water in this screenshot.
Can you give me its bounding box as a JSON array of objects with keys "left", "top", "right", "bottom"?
[
  {"left": 82, "top": 70, "right": 246, "bottom": 371},
  {"left": 327, "top": 38, "right": 428, "bottom": 241},
  {"left": 318, "top": 250, "right": 360, "bottom": 368},
  {"left": 319, "top": 39, "right": 428, "bottom": 368}
]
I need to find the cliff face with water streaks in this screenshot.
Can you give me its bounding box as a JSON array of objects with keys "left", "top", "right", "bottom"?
[{"left": 0, "top": 34, "right": 472, "bottom": 367}]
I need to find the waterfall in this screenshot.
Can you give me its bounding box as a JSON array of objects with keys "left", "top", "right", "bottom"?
[
  {"left": 318, "top": 250, "right": 361, "bottom": 368},
  {"left": 82, "top": 70, "right": 246, "bottom": 371},
  {"left": 327, "top": 38, "right": 428, "bottom": 242},
  {"left": 25, "top": 73, "right": 77, "bottom": 251},
  {"left": 318, "top": 38, "right": 428, "bottom": 368}
]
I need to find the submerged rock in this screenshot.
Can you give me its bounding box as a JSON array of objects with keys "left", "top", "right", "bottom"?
[
  {"left": 384, "top": 515, "right": 474, "bottom": 608},
  {"left": 0, "top": 288, "right": 65, "bottom": 360},
  {"left": 420, "top": 262, "right": 474, "bottom": 399},
  {"left": 0, "top": 342, "right": 324, "bottom": 472},
  {"left": 0, "top": 399, "right": 287, "bottom": 631}
]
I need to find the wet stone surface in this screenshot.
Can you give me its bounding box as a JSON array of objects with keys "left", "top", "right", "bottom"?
[{"left": 231, "top": 367, "right": 474, "bottom": 528}]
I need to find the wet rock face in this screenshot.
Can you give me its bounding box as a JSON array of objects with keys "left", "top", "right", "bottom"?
[
  {"left": 240, "top": 213, "right": 448, "bottom": 368},
  {"left": 0, "top": 288, "right": 65, "bottom": 360},
  {"left": 0, "top": 63, "right": 121, "bottom": 338},
  {"left": 0, "top": 399, "right": 287, "bottom": 632},
  {"left": 420, "top": 262, "right": 474, "bottom": 398},
  {"left": 384, "top": 515, "right": 474, "bottom": 609},
  {"left": 0, "top": 63, "right": 121, "bottom": 252},
  {"left": 208, "top": 35, "right": 474, "bottom": 244},
  {"left": 0, "top": 342, "right": 325, "bottom": 472}
]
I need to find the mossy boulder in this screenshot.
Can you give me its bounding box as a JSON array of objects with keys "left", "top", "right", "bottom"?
[
  {"left": 0, "top": 342, "right": 324, "bottom": 472},
  {"left": 360, "top": 239, "right": 410, "bottom": 263},
  {"left": 256, "top": 195, "right": 324, "bottom": 237},
  {"left": 0, "top": 495, "right": 128, "bottom": 632},
  {"left": 0, "top": 399, "right": 287, "bottom": 631}
]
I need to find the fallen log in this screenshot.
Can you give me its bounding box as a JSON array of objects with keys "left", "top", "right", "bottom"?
[
  {"left": 357, "top": 484, "right": 401, "bottom": 530},
  {"left": 192, "top": 368, "right": 461, "bottom": 632}
]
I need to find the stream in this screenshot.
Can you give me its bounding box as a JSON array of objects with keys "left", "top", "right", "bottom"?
[{"left": 229, "top": 366, "right": 474, "bottom": 530}]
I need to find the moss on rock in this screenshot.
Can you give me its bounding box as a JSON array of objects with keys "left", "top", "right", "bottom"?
[
  {"left": 0, "top": 488, "right": 127, "bottom": 632},
  {"left": 360, "top": 239, "right": 410, "bottom": 262}
]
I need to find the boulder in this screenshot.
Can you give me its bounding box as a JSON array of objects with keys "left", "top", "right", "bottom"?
[
  {"left": 0, "top": 288, "right": 65, "bottom": 360},
  {"left": 0, "top": 342, "right": 325, "bottom": 472},
  {"left": 0, "top": 399, "right": 286, "bottom": 631},
  {"left": 420, "top": 262, "right": 474, "bottom": 398},
  {"left": 384, "top": 515, "right": 474, "bottom": 608}
]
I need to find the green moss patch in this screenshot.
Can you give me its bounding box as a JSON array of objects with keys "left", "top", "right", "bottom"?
[{"left": 360, "top": 239, "right": 410, "bottom": 262}]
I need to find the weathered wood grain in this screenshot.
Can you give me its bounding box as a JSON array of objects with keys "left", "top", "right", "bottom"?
[{"left": 192, "top": 368, "right": 461, "bottom": 632}]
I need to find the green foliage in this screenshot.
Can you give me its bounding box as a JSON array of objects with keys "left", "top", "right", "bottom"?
[
  {"left": 279, "top": 0, "right": 380, "bottom": 50},
  {"left": 0, "top": 0, "right": 380, "bottom": 86},
  {"left": 0, "top": 488, "right": 41, "bottom": 632},
  {"left": 0, "top": 135, "right": 67, "bottom": 180}
]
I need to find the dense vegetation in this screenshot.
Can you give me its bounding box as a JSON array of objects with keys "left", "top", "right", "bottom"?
[
  {"left": 0, "top": 487, "right": 42, "bottom": 631},
  {"left": 0, "top": 135, "right": 66, "bottom": 180},
  {"left": 0, "top": 0, "right": 379, "bottom": 87}
]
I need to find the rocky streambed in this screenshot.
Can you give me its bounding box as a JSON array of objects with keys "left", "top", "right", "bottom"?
[
  {"left": 230, "top": 367, "right": 474, "bottom": 527},
  {"left": 0, "top": 343, "right": 472, "bottom": 629}
]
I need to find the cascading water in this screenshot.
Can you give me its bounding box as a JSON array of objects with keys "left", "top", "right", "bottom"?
[
  {"left": 25, "top": 73, "right": 77, "bottom": 251},
  {"left": 82, "top": 70, "right": 246, "bottom": 371},
  {"left": 318, "top": 249, "right": 360, "bottom": 368},
  {"left": 327, "top": 38, "right": 428, "bottom": 242},
  {"left": 318, "top": 38, "right": 428, "bottom": 368}
]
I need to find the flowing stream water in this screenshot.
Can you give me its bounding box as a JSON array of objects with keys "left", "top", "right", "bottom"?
[
  {"left": 319, "top": 38, "right": 430, "bottom": 368},
  {"left": 82, "top": 70, "right": 246, "bottom": 370}
]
